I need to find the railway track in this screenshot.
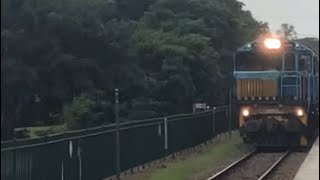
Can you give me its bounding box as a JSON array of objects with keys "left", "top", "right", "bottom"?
[{"left": 207, "top": 151, "right": 290, "bottom": 180}]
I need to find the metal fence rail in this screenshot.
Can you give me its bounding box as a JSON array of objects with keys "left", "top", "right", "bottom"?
[{"left": 1, "top": 106, "right": 235, "bottom": 180}]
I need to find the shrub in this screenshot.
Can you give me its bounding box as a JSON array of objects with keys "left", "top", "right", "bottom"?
[{"left": 62, "top": 95, "right": 94, "bottom": 129}]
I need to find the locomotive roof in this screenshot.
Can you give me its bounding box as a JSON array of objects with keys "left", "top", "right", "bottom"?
[{"left": 236, "top": 39, "right": 317, "bottom": 56}]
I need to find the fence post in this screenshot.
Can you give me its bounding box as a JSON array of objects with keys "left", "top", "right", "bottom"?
[
  {"left": 61, "top": 160, "right": 64, "bottom": 180},
  {"left": 228, "top": 89, "right": 232, "bottom": 139},
  {"left": 227, "top": 108, "right": 231, "bottom": 139},
  {"left": 115, "top": 88, "right": 121, "bottom": 180},
  {"left": 77, "top": 140, "right": 82, "bottom": 180},
  {"left": 212, "top": 107, "right": 216, "bottom": 137},
  {"left": 164, "top": 117, "right": 168, "bottom": 151},
  {"left": 13, "top": 149, "right": 16, "bottom": 180}
]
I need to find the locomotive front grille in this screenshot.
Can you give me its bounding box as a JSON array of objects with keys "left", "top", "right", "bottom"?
[{"left": 237, "top": 79, "right": 278, "bottom": 98}]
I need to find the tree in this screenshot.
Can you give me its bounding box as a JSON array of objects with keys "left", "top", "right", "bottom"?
[
  {"left": 132, "top": 0, "right": 269, "bottom": 111},
  {"left": 276, "top": 23, "right": 297, "bottom": 40},
  {"left": 1, "top": 0, "right": 271, "bottom": 139}
]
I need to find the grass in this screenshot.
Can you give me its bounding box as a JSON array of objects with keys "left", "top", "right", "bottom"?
[
  {"left": 125, "top": 132, "right": 246, "bottom": 180},
  {"left": 15, "top": 124, "right": 66, "bottom": 138}
]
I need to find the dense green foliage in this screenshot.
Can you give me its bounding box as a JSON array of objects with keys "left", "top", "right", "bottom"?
[
  {"left": 1, "top": 0, "right": 270, "bottom": 139},
  {"left": 62, "top": 94, "right": 114, "bottom": 129},
  {"left": 276, "top": 23, "right": 297, "bottom": 40}
]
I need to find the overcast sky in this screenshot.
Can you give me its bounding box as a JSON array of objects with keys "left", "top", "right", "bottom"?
[{"left": 240, "top": 0, "right": 319, "bottom": 38}]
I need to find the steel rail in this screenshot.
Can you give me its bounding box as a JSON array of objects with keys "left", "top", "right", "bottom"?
[
  {"left": 207, "top": 151, "right": 289, "bottom": 180},
  {"left": 258, "top": 151, "right": 290, "bottom": 180},
  {"left": 207, "top": 150, "right": 257, "bottom": 180}
]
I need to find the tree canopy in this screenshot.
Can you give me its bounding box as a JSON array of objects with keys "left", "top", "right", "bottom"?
[
  {"left": 276, "top": 23, "right": 297, "bottom": 40},
  {"left": 1, "top": 0, "right": 269, "bottom": 140}
]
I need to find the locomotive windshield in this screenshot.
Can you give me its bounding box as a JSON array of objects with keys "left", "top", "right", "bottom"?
[{"left": 235, "top": 52, "right": 282, "bottom": 71}]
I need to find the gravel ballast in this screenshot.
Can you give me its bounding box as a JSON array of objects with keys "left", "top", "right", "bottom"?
[{"left": 266, "top": 152, "right": 307, "bottom": 180}]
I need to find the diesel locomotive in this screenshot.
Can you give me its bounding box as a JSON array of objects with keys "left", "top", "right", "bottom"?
[{"left": 233, "top": 35, "right": 319, "bottom": 147}]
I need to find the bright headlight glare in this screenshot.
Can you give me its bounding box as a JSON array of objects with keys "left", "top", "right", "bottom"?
[
  {"left": 297, "top": 109, "right": 304, "bottom": 117},
  {"left": 242, "top": 109, "right": 250, "bottom": 117},
  {"left": 264, "top": 38, "right": 281, "bottom": 49}
]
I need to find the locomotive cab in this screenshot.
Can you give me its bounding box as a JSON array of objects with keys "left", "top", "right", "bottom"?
[{"left": 234, "top": 36, "right": 319, "bottom": 147}]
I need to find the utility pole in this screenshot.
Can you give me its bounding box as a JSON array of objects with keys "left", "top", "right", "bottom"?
[{"left": 115, "top": 88, "right": 121, "bottom": 180}]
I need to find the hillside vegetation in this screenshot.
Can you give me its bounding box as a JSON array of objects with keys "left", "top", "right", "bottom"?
[{"left": 1, "top": 0, "right": 300, "bottom": 140}]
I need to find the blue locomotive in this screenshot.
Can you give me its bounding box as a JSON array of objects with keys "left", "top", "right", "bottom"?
[{"left": 233, "top": 35, "right": 319, "bottom": 147}]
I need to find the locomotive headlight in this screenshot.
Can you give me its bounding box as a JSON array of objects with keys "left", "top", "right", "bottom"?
[
  {"left": 296, "top": 109, "right": 304, "bottom": 117},
  {"left": 264, "top": 38, "right": 281, "bottom": 49},
  {"left": 242, "top": 109, "right": 250, "bottom": 117}
]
